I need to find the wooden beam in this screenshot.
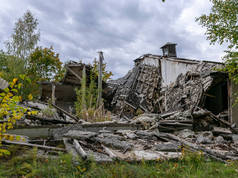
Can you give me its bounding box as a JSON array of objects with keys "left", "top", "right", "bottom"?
[
  {"left": 52, "top": 103, "right": 79, "bottom": 122},
  {"left": 65, "top": 66, "right": 82, "bottom": 81},
  {"left": 73, "top": 139, "right": 87, "bottom": 160},
  {"left": 3, "top": 140, "right": 66, "bottom": 152}
]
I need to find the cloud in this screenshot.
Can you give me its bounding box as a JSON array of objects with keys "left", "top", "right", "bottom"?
[{"left": 0, "top": 0, "right": 227, "bottom": 78}]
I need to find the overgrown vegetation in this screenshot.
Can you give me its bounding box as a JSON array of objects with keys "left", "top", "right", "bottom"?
[
  {"left": 0, "top": 146, "right": 238, "bottom": 178},
  {"left": 75, "top": 61, "right": 112, "bottom": 122}
]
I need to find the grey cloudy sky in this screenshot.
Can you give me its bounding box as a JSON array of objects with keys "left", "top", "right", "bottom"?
[{"left": 0, "top": 0, "right": 227, "bottom": 78}]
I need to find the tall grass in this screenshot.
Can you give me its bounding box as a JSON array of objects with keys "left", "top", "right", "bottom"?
[
  {"left": 75, "top": 66, "right": 111, "bottom": 122},
  {"left": 1, "top": 146, "right": 238, "bottom": 178}
]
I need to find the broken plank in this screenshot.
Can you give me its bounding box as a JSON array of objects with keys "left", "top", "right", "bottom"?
[
  {"left": 3, "top": 140, "right": 66, "bottom": 152},
  {"left": 101, "top": 144, "right": 118, "bottom": 159},
  {"left": 65, "top": 66, "right": 82, "bottom": 81},
  {"left": 63, "top": 138, "right": 78, "bottom": 157},
  {"left": 73, "top": 139, "right": 87, "bottom": 160},
  {"left": 26, "top": 115, "right": 74, "bottom": 124},
  {"left": 212, "top": 127, "right": 232, "bottom": 135}
]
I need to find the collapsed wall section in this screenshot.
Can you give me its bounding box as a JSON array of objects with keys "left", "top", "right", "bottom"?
[
  {"left": 108, "top": 60, "right": 161, "bottom": 119},
  {"left": 158, "top": 62, "right": 228, "bottom": 118}
]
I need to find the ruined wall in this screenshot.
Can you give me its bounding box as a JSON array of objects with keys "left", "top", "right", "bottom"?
[
  {"left": 109, "top": 61, "right": 161, "bottom": 119},
  {"left": 109, "top": 56, "right": 226, "bottom": 120},
  {"left": 159, "top": 62, "right": 226, "bottom": 114},
  {"left": 160, "top": 58, "right": 198, "bottom": 87}
]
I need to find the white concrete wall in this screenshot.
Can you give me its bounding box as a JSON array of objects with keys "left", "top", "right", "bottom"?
[
  {"left": 141, "top": 57, "right": 159, "bottom": 67},
  {"left": 160, "top": 59, "right": 197, "bottom": 87}
]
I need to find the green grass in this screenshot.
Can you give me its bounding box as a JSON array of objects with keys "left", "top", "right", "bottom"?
[{"left": 0, "top": 146, "right": 238, "bottom": 178}]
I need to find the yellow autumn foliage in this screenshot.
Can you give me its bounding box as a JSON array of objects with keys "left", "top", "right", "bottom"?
[{"left": 0, "top": 78, "right": 37, "bottom": 156}]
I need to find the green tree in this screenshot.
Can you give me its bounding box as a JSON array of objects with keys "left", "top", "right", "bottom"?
[
  {"left": 196, "top": 0, "right": 238, "bottom": 101},
  {"left": 5, "top": 10, "right": 40, "bottom": 61},
  {"left": 27, "top": 47, "right": 64, "bottom": 82},
  {"left": 196, "top": 0, "right": 238, "bottom": 49},
  {"left": 0, "top": 51, "right": 25, "bottom": 82},
  {"left": 24, "top": 46, "right": 64, "bottom": 98}
]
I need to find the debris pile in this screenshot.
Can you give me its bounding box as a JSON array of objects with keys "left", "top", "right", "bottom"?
[
  {"left": 5, "top": 103, "right": 238, "bottom": 163},
  {"left": 52, "top": 113, "right": 238, "bottom": 162}
]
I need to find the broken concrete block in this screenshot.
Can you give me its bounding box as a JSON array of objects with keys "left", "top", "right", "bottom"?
[
  {"left": 177, "top": 129, "right": 195, "bottom": 139},
  {"left": 232, "top": 134, "right": 238, "bottom": 143},
  {"left": 214, "top": 136, "right": 224, "bottom": 144},
  {"left": 154, "top": 142, "right": 181, "bottom": 152},
  {"left": 196, "top": 131, "right": 213, "bottom": 144}
]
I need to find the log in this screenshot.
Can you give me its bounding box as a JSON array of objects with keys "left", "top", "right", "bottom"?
[
  {"left": 101, "top": 144, "right": 117, "bottom": 159},
  {"left": 3, "top": 140, "right": 66, "bottom": 152},
  {"left": 73, "top": 139, "right": 87, "bottom": 160}
]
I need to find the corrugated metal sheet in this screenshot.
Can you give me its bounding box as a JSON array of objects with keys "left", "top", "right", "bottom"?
[{"left": 0, "top": 78, "right": 8, "bottom": 90}]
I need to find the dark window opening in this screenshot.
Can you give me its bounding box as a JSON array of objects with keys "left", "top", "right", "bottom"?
[{"left": 204, "top": 81, "right": 228, "bottom": 115}]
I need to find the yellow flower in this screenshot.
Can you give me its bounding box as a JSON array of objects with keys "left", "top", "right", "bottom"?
[
  {"left": 13, "top": 78, "right": 18, "bottom": 84},
  {"left": 28, "top": 94, "right": 33, "bottom": 100}
]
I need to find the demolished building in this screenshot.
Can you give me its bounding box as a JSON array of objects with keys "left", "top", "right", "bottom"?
[
  {"left": 40, "top": 61, "right": 93, "bottom": 112},
  {"left": 108, "top": 42, "right": 236, "bottom": 126},
  {"left": 4, "top": 43, "right": 238, "bottom": 163}
]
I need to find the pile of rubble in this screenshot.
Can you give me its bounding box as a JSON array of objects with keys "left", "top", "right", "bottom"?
[{"left": 3, "top": 100, "right": 238, "bottom": 163}]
